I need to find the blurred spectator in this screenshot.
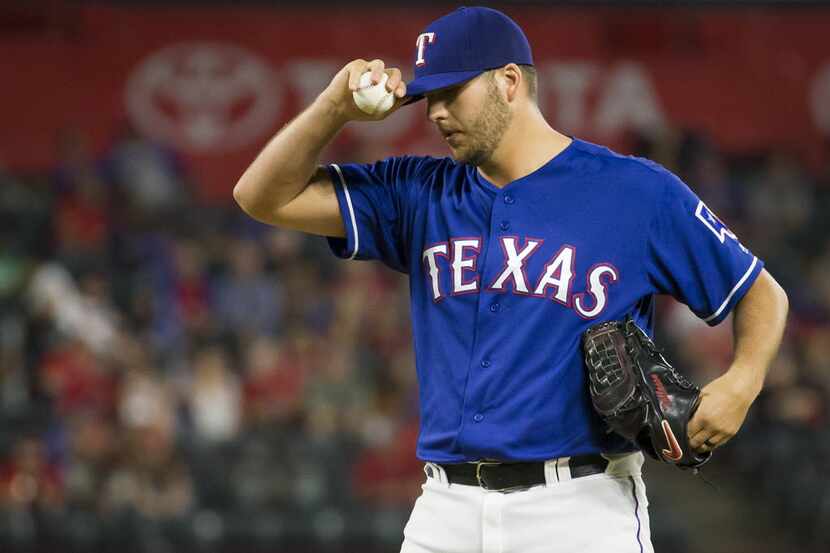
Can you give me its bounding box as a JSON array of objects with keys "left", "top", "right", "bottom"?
[
  {"left": 102, "top": 424, "right": 193, "bottom": 520},
  {"left": 107, "top": 121, "right": 189, "bottom": 218},
  {"left": 38, "top": 338, "right": 116, "bottom": 417},
  {"left": 352, "top": 399, "right": 422, "bottom": 508},
  {"left": 242, "top": 334, "right": 307, "bottom": 426},
  {"left": 27, "top": 262, "right": 120, "bottom": 356},
  {"left": 54, "top": 169, "right": 111, "bottom": 271},
  {"left": 748, "top": 153, "right": 814, "bottom": 240},
  {"left": 182, "top": 346, "right": 241, "bottom": 444},
  {"left": 280, "top": 258, "right": 335, "bottom": 336},
  {"left": 213, "top": 238, "right": 283, "bottom": 339},
  {"left": 50, "top": 128, "right": 109, "bottom": 198},
  {"left": 119, "top": 371, "right": 173, "bottom": 436},
  {"left": 0, "top": 286, "right": 28, "bottom": 410},
  {"left": 304, "top": 346, "right": 371, "bottom": 436},
  {"left": 0, "top": 437, "right": 63, "bottom": 512},
  {"left": 63, "top": 413, "right": 117, "bottom": 511},
  {"left": 146, "top": 238, "right": 214, "bottom": 355},
  {"left": 172, "top": 238, "right": 212, "bottom": 334}
]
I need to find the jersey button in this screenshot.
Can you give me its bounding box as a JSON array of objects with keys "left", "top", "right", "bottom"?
[
  {"left": 504, "top": 194, "right": 515, "bottom": 204},
  {"left": 489, "top": 302, "right": 500, "bottom": 312},
  {"left": 473, "top": 414, "right": 484, "bottom": 423},
  {"left": 499, "top": 221, "right": 510, "bottom": 231},
  {"left": 480, "top": 359, "right": 491, "bottom": 368}
]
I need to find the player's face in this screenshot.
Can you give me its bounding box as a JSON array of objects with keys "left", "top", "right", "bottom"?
[{"left": 426, "top": 72, "right": 512, "bottom": 166}]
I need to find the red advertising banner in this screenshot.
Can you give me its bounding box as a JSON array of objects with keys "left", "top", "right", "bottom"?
[{"left": 2, "top": 5, "right": 829, "bottom": 199}]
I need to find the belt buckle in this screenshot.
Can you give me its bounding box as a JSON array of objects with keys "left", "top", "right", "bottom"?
[{"left": 475, "top": 460, "right": 501, "bottom": 490}]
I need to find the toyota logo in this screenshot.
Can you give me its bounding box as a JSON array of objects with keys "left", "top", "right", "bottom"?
[{"left": 126, "top": 42, "right": 280, "bottom": 153}]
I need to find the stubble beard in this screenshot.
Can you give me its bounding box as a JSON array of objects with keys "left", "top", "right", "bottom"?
[{"left": 455, "top": 79, "right": 512, "bottom": 167}]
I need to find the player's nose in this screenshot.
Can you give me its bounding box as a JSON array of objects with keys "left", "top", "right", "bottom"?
[{"left": 426, "top": 96, "right": 448, "bottom": 123}]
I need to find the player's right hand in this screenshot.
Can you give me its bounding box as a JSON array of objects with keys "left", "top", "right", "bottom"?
[{"left": 318, "top": 59, "right": 408, "bottom": 122}]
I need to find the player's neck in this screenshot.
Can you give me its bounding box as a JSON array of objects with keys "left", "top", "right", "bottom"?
[{"left": 476, "top": 110, "right": 571, "bottom": 188}]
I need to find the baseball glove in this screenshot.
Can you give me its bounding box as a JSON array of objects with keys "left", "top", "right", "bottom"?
[{"left": 582, "top": 316, "right": 711, "bottom": 470}]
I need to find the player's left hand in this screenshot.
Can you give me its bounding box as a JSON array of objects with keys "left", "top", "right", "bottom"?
[{"left": 687, "top": 370, "right": 761, "bottom": 454}]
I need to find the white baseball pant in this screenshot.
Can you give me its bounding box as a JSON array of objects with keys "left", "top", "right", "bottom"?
[{"left": 399, "top": 452, "right": 653, "bottom": 553}]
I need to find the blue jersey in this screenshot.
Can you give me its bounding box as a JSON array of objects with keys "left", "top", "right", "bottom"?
[{"left": 325, "top": 138, "right": 763, "bottom": 463}]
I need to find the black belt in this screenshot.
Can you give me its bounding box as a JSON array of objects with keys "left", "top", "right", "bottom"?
[{"left": 435, "top": 454, "right": 609, "bottom": 492}]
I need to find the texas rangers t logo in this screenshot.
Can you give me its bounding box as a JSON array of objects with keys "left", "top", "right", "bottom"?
[
  {"left": 694, "top": 200, "right": 749, "bottom": 253},
  {"left": 415, "top": 32, "right": 436, "bottom": 66}
]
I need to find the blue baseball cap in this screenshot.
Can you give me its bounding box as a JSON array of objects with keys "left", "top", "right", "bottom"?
[{"left": 405, "top": 6, "right": 533, "bottom": 104}]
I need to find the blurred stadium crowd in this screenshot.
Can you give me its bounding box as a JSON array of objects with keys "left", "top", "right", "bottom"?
[{"left": 0, "top": 122, "right": 828, "bottom": 552}]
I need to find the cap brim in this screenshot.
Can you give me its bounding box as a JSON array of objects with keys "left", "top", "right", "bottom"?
[{"left": 402, "top": 70, "right": 484, "bottom": 105}]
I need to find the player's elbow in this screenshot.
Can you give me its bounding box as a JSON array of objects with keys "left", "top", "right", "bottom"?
[
  {"left": 232, "top": 174, "right": 253, "bottom": 212},
  {"left": 233, "top": 175, "right": 271, "bottom": 221}
]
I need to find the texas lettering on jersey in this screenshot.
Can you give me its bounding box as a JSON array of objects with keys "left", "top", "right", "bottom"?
[{"left": 422, "top": 236, "right": 618, "bottom": 319}]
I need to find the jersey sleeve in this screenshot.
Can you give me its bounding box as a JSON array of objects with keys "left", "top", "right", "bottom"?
[
  {"left": 645, "top": 170, "right": 763, "bottom": 326},
  {"left": 325, "top": 156, "right": 424, "bottom": 274}
]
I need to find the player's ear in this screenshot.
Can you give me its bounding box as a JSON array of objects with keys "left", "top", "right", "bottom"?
[{"left": 502, "top": 64, "right": 522, "bottom": 103}]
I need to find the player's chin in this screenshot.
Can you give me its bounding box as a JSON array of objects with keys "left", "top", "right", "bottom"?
[
  {"left": 446, "top": 145, "right": 463, "bottom": 161},
  {"left": 445, "top": 136, "right": 466, "bottom": 157},
  {"left": 448, "top": 145, "right": 472, "bottom": 164}
]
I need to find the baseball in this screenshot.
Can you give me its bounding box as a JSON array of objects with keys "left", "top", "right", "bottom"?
[{"left": 352, "top": 71, "right": 395, "bottom": 115}]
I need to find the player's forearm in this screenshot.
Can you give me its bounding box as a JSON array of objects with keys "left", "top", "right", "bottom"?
[
  {"left": 727, "top": 269, "right": 789, "bottom": 396},
  {"left": 233, "top": 96, "right": 348, "bottom": 218}
]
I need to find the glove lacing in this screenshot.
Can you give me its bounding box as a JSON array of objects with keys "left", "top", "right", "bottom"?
[{"left": 624, "top": 319, "right": 695, "bottom": 390}]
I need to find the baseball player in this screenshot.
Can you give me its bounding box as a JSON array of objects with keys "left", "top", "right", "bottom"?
[{"left": 234, "top": 7, "right": 789, "bottom": 553}]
